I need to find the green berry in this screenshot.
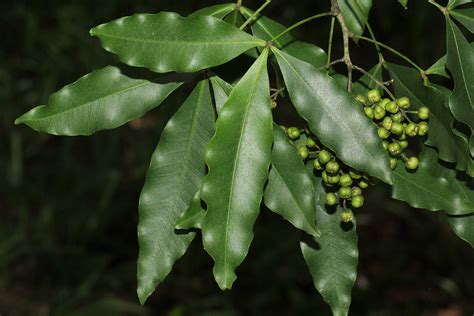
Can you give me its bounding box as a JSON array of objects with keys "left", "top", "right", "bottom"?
[
  {"left": 313, "top": 159, "right": 323, "bottom": 171},
  {"left": 399, "top": 140, "right": 409, "bottom": 149},
  {"left": 352, "top": 186, "right": 362, "bottom": 196},
  {"left": 359, "top": 180, "right": 369, "bottom": 188},
  {"left": 349, "top": 169, "right": 362, "bottom": 179},
  {"left": 418, "top": 122, "right": 429, "bottom": 136},
  {"left": 367, "top": 89, "right": 382, "bottom": 103},
  {"left": 405, "top": 157, "right": 419, "bottom": 170},
  {"left": 373, "top": 105, "right": 386, "bottom": 120},
  {"left": 328, "top": 174, "right": 340, "bottom": 184},
  {"left": 379, "top": 98, "right": 391, "bottom": 110},
  {"left": 397, "top": 97, "right": 411, "bottom": 109},
  {"left": 386, "top": 101, "right": 399, "bottom": 114},
  {"left": 340, "top": 209, "right": 354, "bottom": 223},
  {"left": 339, "top": 186, "right": 352, "bottom": 199},
  {"left": 326, "top": 160, "right": 340, "bottom": 174},
  {"left": 364, "top": 107, "right": 374, "bottom": 119},
  {"left": 355, "top": 94, "right": 367, "bottom": 105},
  {"left": 390, "top": 157, "right": 398, "bottom": 170},
  {"left": 418, "top": 106, "right": 430, "bottom": 120},
  {"left": 388, "top": 142, "right": 402, "bottom": 156},
  {"left": 391, "top": 122, "right": 404, "bottom": 135},
  {"left": 339, "top": 174, "right": 353, "bottom": 187},
  {"left": 378, "top": 127, "right": 390, "bottom": 139},
  {"left": 325, "top": 193, "right": 338, "bottom": 206},
  {"left": 306, "top": 137, "right": 317, "bottom": 149},
  {"left": 351, "top": 195, "right": 364, "bottom": 208},
  {"left": 298, "top": 146, "right": 309, "bottom": 159},
  {"left": 287, "top": 127, "right": 300, "bottom": 139},
  {"left": 318, "top": 150, "right": 332, "bottom": 164},
  {"left": 322, "top": 171, "right": 329, "bottom": 183},
  {"left": 391, "top": 112, "right": 403, "bottom": 123},
  {"left": 382, "top": 116, "right": 393, "bottom": 130},
  {"left": 405, "top": 122, "right": 419, "bottom": 137},
  {"left": 382, "top": 141, "right": 389, "bottom": 151}
]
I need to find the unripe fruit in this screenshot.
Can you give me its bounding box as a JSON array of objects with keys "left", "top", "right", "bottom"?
[
  {"left": 351, "top": 195, "right": 364, "bottom": 208},
  {"left": 378, "top": 127, "right": 390, "bottom": 139},
  {"left": 322, "top": 171, "right": 329, "bottom": 183},
  {"left": 340, "top": 209, "right": 354, "bottom": 223},
  {"left": 367, "top": 89, "right": 382, "bottom": 103},
  {"left": 391, "top": 112, "right": 403, "bottom": 123},
  {"left": 418, "top": 106, "right": 430, "bottom": 120},
  {"left": 313, "top": 159, "right": 323, "bottom": 170},
  {"left": 388, "top": 142, "right": 402, "bottom": 156},
  {"left": 339, "top": 186, "right": 352, "bottom": 199},
  {"left": 397, "top": 97, "right": 411, "bottom": 109},
  {"left": 373, "top": 105, "right": 386, "bottom": 120},
  {"left": 359, "top": 180, "right": 369, "bottom": 188},
  {"left": 382, "top": 141, "right": 389, "bottom": 151},
  {"left": 352, "top": 186, "right": 362, "bottom": 196},
  {"left": 349, "top": 169, "right": 362, "bottom": 179},
  {"left": 418, "top": 122, "right": 429, "bottom": 136},
  {"left": 298, "top": 146, "right": 309, "bottom": 159},
  {"left": 328, "top": 174, "right": 340, "bottom": 184},
  {"left": 390, "top": 122, "right": 404, "bottom": 135},
  {"left": 287, "top": 127, "right": 300, "bottom": 139},
  {"left": 405, "top": 157, "right": 419, "bottom": 170},
  {"left": 355, "top": 94, "right": 367, "bottom": 105},
  {"left": 386, "top": 101, "right": 399, "bottom": 114},
  {"left": 318, "top": 150, "right": 332, "bottom": 164},
  {"left": 379, "top": 98, "right": 391, "bottom": 110},
  {"left": 382, "top": 116, "right": 393, "bottom": 130},
  {"left": 390, "top": 157, "right": 398, "bottom": 170},
  {"left": 306, "top": 137, "right": 317, "bottom": 149},
  {"left": 325, "top": 193, "right": 338, "bottom": 206},
  {"left": 399, "top": 140, "right": 408, "bottom": 149},
  {"left": 340, "top": 174, "right": 353, "bottom": 187},
  {"left": 405, "top": 123, "right": 419, "bottom": 137},
  {"left": 364, "top": 107, "right": 374, "bottom": 119},
  {"left": 326, "top": 160, "right": 340, "bottom": 174}
]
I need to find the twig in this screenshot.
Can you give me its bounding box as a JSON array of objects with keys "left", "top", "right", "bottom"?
[
  {"left": 352, "top": 65, "right": 396, "bottom": 100},
  {"left": 332, "top": 0, "right": 354, "bottom": 92}
]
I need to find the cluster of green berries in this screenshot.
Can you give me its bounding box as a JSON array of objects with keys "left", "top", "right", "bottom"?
[
  {"left": 356, "top": 89, "right": 430, "bottom": 171},
  {"left": 286, "top": 127, "right": 371, "bottom": 223}
]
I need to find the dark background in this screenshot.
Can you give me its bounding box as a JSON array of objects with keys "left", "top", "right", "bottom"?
[{"left": 1, "top": 0, "right": 473, "bottom": 315}]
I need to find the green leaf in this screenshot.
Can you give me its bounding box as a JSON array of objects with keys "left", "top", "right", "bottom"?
[
  {"left": 137, "top": 79, "right": 215, "bottom": 304},
  {"left": 240, "top": 7, "right": 328, "bottom": 68},
  {"left": 448, "top": 0, "right": 473, "bottom": 9},
  {"left": 175, "top": 192, "right": 205, "bottom": 230},
  {"left": 209, "top": 75, "right": 234, "bottom": 114},
  {"left": 386, "top": 63, "right": 474, "bottom": 176},
  {"left": 398, "top": 0, "right": 408, "bottom": 9},
  {"left": 224, "top": 8, "right": 244, "bottom": 27},
  {"left": 273, "top": 48, "right": 392, "bottom": 184},
  {"left": 392, "top": 147, "right": 474, "bottom": 215},
  {"left": 451, "top": 8, "right": 474, "bottom": 33},
  {"left": 337, "top": 0, "right": 372, "bottom": 40},
  {"left": 188, "top": 3, "right": 236, "bottom": 19},
  {"left": 447, "top": 213, "right": 474, "bottom": 247},
  {"left": 264, "top": 125, "right": 320, "bottom": 237},
  {"left": 200, "top": 50, "right": 272, "bottom": 290},
  {"left": 446, "top": 17, "right": 474, "bottom": 156},
  {"left": 301, "top": 171, "right": 358, "bottom": 316},
  {"left": 426, "top": 42, "right": 474, "bottom": 78},
  {"left": 15, "top": 66, "right": 180, "bottom": 136},
  {"left": 90, "top": 12, "right": 265, "bottom": 73},
  {"left": 352, "top": 63, "right": 383, "bottom": 95}
]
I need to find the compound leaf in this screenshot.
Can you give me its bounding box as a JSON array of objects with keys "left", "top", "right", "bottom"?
[
  {"left": 392, "top": 147, "right": 474, "bottom": 215},
  {"left": 15, "top": 66, "right": 180, "bottom": 136},
  {"left": 273, "top": 48, "right": 392, "bottom": 184},
  {"left": 200, "top": 50, "right": 273, "bottom": 290},
  {"left": 301, "top": 171, "right": 358, "bottom": 316},
  {"left": 90, "top": 12, "right": 265, "bottom": 73},
  {"left": 137, "top": 79, "right": 215, "bottom": 304},
  {"left": 264, "top": 125, "right": 320, "bottom": 237},
  {"left": 445, "top": 17, "right": 474, "bottom": 156},
  {"left": 386, "top": 63, "right": 474, "bottom": 176}
]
